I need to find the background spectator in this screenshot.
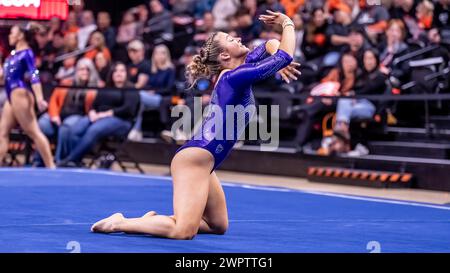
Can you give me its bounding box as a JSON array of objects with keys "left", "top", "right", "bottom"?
[
  {"left": 194, "top": 12, "right": 216, "bottom": 45},
  {"left": 294, "top": 52, "right": 358, "bottom": 150},
  {"left": 128, "top": 44, "right": 175, "bottom": 141},
  {"left": 212, "top": 0, "right": 240, "bottom": 30},
  {"left": 126, "top": 39, "right": 151, "bottom": 89},
  {"left": 379, "top": 19, "right": 409, "bottom": 75},
  {"left": 58, "top": 62, "right": 140, "bottom": 167},
  {"left": 144, "top": 0, "right": 174, "bottom": 47},
  {"left": 293, "top": 12, "right": 305, "bottom": 61},
  {"left": 97, "top": 11, "right": 116, "bottom": 52},
  {"left": 135, "top": 4, "right": 150, "bottom": 39},
  {"left": 233, "top": 8, "right": 262, "bottom": 44},
  {"left": 356, "top": 0, "right": 390, "bottom": 43},
  {"left": 331, "top": 48, "right": 387, "bottom": 154},
  {"left": 84, "top": 31, "right": 112, "bottom": 63},
  {"left": 116, "top": 10, "right": 139, "bottom": 45},
  {"left": 94, "top": 52, "right": 111, "bottom": 87},
  {"left": 34, "top": 58, "right": 99, "bottom": 165},
  {"left": 326, "top": 7, "right": 354, "bottom": 54},
  {"left": 302, "top": 8, "right": 330, "bottom": 61},
  {"left": 414, "top": 0, "right": 434, "bottom": 37},
  {"left": 432, "top": 0, "right": 450, "bottom": 34},
  {"left": 63, "top": 11, "right": 80, "bottom": 34},
  {"left": 78, "top": 10, "right": 98, "bottom": 50},
  {"left": 47, "top": 16, "right": 63, "bottom": 41},
  {"left": 64, "top": 32, "right": 79, "bottom": 53}
]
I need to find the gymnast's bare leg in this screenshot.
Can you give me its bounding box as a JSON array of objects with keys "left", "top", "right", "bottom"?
[
  {"left": 0, "top": 89, "right": 55, "bottom": 168},
  {"left": 91, "top": 147, "right": 228, "bottom": 239}
]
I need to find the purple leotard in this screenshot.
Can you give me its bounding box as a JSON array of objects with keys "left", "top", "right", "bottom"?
[
  {"left": 3, "top": 48, "right": 40, "bottom": 101},
  {"left": 177, "top": 42, "right": 293, "bottom": 171}
]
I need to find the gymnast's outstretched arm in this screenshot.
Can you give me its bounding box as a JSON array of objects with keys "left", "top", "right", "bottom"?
[{"left": 226, "top": 49, "right": 293, "bottom": 89}]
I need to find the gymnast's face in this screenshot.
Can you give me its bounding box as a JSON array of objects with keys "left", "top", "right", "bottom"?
[
  {"left": 216, "top": 32, "right": 249, "bottom": 62},
  {"left": 9, "top": 26, "right": 23, "bottom": 47}
]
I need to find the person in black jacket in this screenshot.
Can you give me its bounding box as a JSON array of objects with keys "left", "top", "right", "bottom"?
[{"left": 58, "top": 62, "right": 140, "bottom": 166}]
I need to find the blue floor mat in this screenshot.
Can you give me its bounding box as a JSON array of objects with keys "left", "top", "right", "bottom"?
[{"left": 0, "top": 168, "right": 449, "bottom": 253}]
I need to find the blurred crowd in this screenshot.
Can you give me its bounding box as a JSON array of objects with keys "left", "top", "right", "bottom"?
[{"left": 1, "top": 0, "right": 450, "bottom": 165}]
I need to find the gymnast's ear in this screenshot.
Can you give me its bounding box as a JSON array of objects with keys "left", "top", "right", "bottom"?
[{"left": 219, "top": 52, "right": 231, "bottom": 62}]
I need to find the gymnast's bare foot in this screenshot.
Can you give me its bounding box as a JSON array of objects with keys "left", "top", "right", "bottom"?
[{"left": 91, "top": 213, "right": 125, "bottom": 233}]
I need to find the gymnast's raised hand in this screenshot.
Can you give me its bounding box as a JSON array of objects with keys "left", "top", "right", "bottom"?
[{"left": 259, "top": 10, "right": 301, "bottom": 84}]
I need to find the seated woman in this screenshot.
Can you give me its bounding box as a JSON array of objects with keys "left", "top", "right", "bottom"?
[
  {"left": 58, "top": 62, "right": 140, "bottom": 167},
  {"left": 127, "top": 44, "right": 176, "bottom": 141},
  {"left": 331, "top": 48, "right": 388, "bottom": 154},
  {"left": 34, "top": 58, "right": 99, "bottom": 165}
]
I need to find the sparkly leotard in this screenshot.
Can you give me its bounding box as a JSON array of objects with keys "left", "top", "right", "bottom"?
[
  {"left": 177, "top": 42, "right": 293, "bottom": 171},
  {"left": 3, "top": 48, "right": 40, "bottom": 101}
]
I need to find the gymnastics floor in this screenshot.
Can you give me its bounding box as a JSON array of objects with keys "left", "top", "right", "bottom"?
[{"left": 0, "top": 168, "right": 449, "bottom": 253}]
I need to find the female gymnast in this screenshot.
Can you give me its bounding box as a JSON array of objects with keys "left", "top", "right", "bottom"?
[
  {"left": 0, "top": 24, "right": 55, "bottom": 168},
  {"left": 91, "top": 10, "right": 299, "bottom": 239}
]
